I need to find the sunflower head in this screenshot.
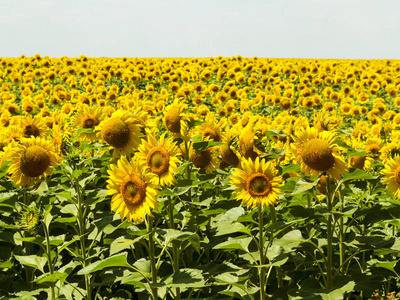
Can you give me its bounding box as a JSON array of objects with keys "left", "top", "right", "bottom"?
[
  {"left": 293, "top": 127, "right": 347, "bottom": 180},
  {"left": 230, "top": 157, "right": 283, "bottom": 208},
  {"left": 96, "top": 110, "right": 142, "bottom": 156},
  {"left": 7, "top": 137, "right": 57, "bottom": 187},
  {"left": 107, "top": 156, "right": 160, "bottom": 223},
  {"left": 17, "top": 204, "right": 41, "bottom": 232}
]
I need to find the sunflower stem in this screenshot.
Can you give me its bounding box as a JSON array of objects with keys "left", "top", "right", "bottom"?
[
  {"left": 43, "top": 221, "right": 56, "bottom": 300},
  {"left": 338, "top": 186, "right": 345, "bottom": 274},
  {"left": 270, "top": 205, "right": 283, "bottom": 289},
  {"left": 326, "top": 175, "right": 333, "bottom": 291},
  {"left": 75, "top": 180, "right": 91, "bottom": 299},
  {"left": 259, "top": 204, "right": 266, "bottom": 300},
  {"left": 168, "top": 197, "right": 181, "bottom": 300},
  {"left": 22, "top": 190, "right": 33, "bottom": 289},
  {"left": 147, "top": 215, "right": 158, "bottom": 300}
]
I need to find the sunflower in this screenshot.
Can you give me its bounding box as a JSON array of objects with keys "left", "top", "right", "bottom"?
[
  {"left": 188, "top": 144, "right": 219, "bottom": 174},
  {"left": 382, "top": 155, "right": 400, "bottom": 199},
  {"left": 137, "top": 130, "right": 181, "bottom": 186},
  {"left": 7, "top": 137, "right": 57, "bottom": 187},
  {"left": 71, "top": 105, "right": 103, "bottom": 142},
  {"left": 163, "top": 101, "right": 190, "bottom": 141},
  {"left": 292, "top": 127, "right": 347, "bottom": 180},
  {"left": 96, "top": 110, "right": 142, "bottom": 157},
  {"left": 19, "top": 115, "right": 48, "bottom": 138},
  {"left": 230, "top": 157, "right": 283, "bottom": 208},
  {"left": 106, "top": 156, "right": 160, "bottom": 223}
]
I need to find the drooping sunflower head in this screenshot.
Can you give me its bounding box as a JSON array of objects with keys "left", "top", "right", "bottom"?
[
  {"left": 106, "top": 156, "right": 160, "bottom": 223},
  {"left": 7, "top": 137, "right": 58, "bottom": 187},
  {"left": 163, "top": 101, "right": 190, "bottom": 141},
  {"left": 137, "top": 131, "right": 181, "bottom": 186},
  {"left": 96, "top": 110, "right": 142, "bottom": 157},
  {"left": 230, "top": 156, "right": 284, "bottom": 208},
  {"left": 292, "top": 127, "right": 347, "bottom": 180}
]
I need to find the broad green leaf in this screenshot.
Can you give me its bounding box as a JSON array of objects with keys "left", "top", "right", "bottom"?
[
  {"left": 341, "top": 168, "right": 375, "bottom": 183},
  {"left": 14, "top": 255, "right": 47, "bottom": 273},
  {"left": 218, "top": 206, "right": 245, "bottom": 224},
  {"left": 110, "top": 234, "right": 148, "bottom": 255},
  {"left": 193, "top": 140, "right": 224, "bottom": 153},
  {"left": 214, "top": 237, "right": 252, "bottom": 253},
  {"left": 317, "top": 279, "right": 355, "bottom": 300},
  {"left": 291, "top": 178, "right": 319, "bottom": 196},
  {"left": 166, "top": 268, "right": 206, "bottom": 288},
  {"left": 215, "top": 223, "right": 246, "bottom": 236},
  {"left": 274, "top": 230, "right": 304, "bottom": 253},
  {"left": 36, "top": 271, "right": 68, "bottom": 284},
  {"left": 77, "top": 253, "right": 132, "bottom": 275}
]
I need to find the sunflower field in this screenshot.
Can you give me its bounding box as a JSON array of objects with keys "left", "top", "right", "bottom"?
[{"left": 2, "top": 55, "right": 400, "bottom": 300}]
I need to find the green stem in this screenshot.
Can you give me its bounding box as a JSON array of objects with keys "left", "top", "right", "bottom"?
[
  {"left": 168, "top": 197, "right": 181, "bottom": 300},
  {"left": 259, "top": 204, "right": 266, "bottom": 300},
  {"left": 270, "top": 205, "right": 283, "bottom": 289},
  {"left": 326, "top": 176, "right": 333, "bottom": 291},
  {"left": 22, "top": 190, "right": 33, "bottom": 289},
  {"left": 147, "top": 216, "right": 158, "bottom": 300},
  {"left": 75, "top": 181, "right": 91, "bottom": 299},
  {"left": 43, "top": 222, "right": 55, "bottom": 300},
  {"left": 339, "top": 187, "right": 345, "bottom": 274}
]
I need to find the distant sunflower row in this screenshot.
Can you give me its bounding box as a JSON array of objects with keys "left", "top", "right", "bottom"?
[{"left": 1, "top": 55, "right": 400, "bottom": 222}]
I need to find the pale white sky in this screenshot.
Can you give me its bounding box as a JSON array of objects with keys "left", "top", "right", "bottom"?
[{"left": 1, "top": 0, "right": 399, "bottom": 59}]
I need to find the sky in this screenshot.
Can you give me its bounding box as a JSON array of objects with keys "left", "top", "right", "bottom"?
[{"left": 1, "top": 0, "right": 400, "bottom": 59}]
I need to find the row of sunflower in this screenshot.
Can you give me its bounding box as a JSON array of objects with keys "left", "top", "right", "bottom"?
[{"left": 1, "top": 56, "right": 400, "bottom": 299}]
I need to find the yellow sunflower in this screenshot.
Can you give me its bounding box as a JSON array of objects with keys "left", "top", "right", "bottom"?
[
  {"left": 230, "top": 157, "right": 284, "bottom": 208},
  {"left": 137, "top": 130, "right": 181, "bottom": 186},
  {"left": 19, "top": 115, "right": 48, "bottom": 138},
  {"left": 106, "top": 156, "right": 160, "bottom": 223},
  {"left": 96, "top": 110, "right": 142, "bottom": 157},
  {"left": 71, "top": 105, "right": 103, "bottom": 142},
  {"left": 163, "top": 101, "right": 190, "bottom": 141},
  {"left": 188, "top": 144, "right": 220, "bottom": 174},
  {"left": 382, "top": 155, "right": 400, "bottom": 199},
  {"left": 7, "top": 137, "right": 57, "bottom": 187},
  {"left": 292, "top": 127, "right": 347, "bottom": 180}
]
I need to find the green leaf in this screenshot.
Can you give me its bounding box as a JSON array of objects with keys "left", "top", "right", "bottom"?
[
  {"left": 214, "top": 237, "right": 252, "bottom": 253},
  {"left": 166, "top": 268, "right": 206, "bottom": 288},
  {"left": 36, "top": 271, "right": 68, "bottom": 284},
  {"left": 341, "top": 168, "right": 375, "bottom": 183},
  {"left": 14, "top": 255, "right": 47, "bottom": 273},
  {"left": 77, "top": 253, "right": 132, "bottom": 275},
  {"left": 110, "top": 234, "right": 148, "bottom": 256},
  {"left": 274, "top": 230, "right": 304, "bottom": 253},
  {"left": 291, "top": 178, "right": 319, "bottom": 196},
  {"left": 218, "top": 206, "right": 245, "bottom": 224},
  {"left": 280, "top": 164, "right": 301, "bottom": 175},
  {"left": 193, "top": 140, "right": 224, "bottom": 153}
]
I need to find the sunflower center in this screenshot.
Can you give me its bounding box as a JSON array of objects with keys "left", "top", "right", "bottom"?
[
  {"left": 394, "top": 167, "right": 400, "bottom": 184},
  {"left": 101, "top": 118, "right": 130, "bottom": 148},
  {"left": 247, "top": 174, "right": 271, "bottom": 197},
  {"left": 193, "top": 149, "right": 212, "bottom": 169},
  {"left": 301, "top": 138, "right": 335, "bottom": 171},
  {"left": 121, "top": 175, "right": 147, "bottom": 208},
  {"left": 147, "top": 147, "right": 170, "bottom": 176},
  {"left": 82, "top": 117, "right": 98, "bottom": 129},
  {"left": 349, "top": 156, "right": 365, "bottom": 170},
  {"left": 164, "top": 107, "right": 181, "bottom": 133},
  {"left": 23, "top": 125, "right": 40, "bottom": 137},
  {"left": 20, "top": 145, "right": 50, "bottom": 177}
]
